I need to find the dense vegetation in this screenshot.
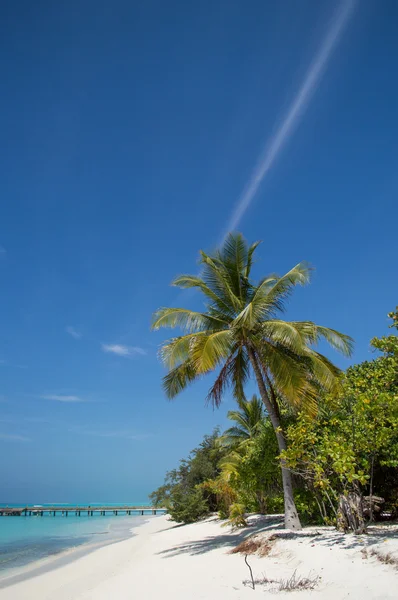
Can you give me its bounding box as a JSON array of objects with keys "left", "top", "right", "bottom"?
[
  {"left": 151, "top": 233, "right": 397, "bottom": 532},
  {"left": 152, "top": 233, "right": 352, "bottom": 530}
]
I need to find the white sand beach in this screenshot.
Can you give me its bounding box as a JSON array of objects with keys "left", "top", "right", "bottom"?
[{"left": 0, "top": 514, "right": 397, "bottom": 599}]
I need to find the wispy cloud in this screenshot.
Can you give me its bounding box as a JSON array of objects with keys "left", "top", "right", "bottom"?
[
  {"left": 101, "top": 344, "right": 146, "bottom": 357},
  {"left": 41, "top": 394, "right": 87, "bottom": 403},
  {"left": 224, "top": 0, "right": 356, "bottom": 236},
  {"left": 66, "top": 326, "right": 82, "bottom": 339},
  {"left": 0, "top": 246, "right": 6, "bottom": 257},
  {"left": 0, "top": 433, "right": 30, "bottom": 442}
]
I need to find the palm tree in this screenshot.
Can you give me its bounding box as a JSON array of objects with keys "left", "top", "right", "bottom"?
[
  {"left": 152, "top": 233, "right": 353, "bottom": 529},
  {"left": 220, "top": 395, "right": 264, "bottom": 448}
]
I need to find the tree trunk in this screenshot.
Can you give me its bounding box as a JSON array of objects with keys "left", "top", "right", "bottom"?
[
  {"left": 247, "top": 346, "right": 302, "bottom": 530},
  {"left": 256, "top": 491, "right": 267, "bottom": 515},
  {"left": 337, "top": 493, "right": 366, "bottom": 534}
]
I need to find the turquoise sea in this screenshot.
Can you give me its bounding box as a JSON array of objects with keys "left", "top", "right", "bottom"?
[{"left": 0, "top": 503, "right": 154, "bottom": 578}]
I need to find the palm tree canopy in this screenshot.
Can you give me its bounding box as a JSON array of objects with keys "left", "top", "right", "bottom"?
[
  {"left": 220, "top": 395, "right": 264, "bottom": 448},
  {"left": 152, "top": 232, "right": 353, "bottom": 411}
]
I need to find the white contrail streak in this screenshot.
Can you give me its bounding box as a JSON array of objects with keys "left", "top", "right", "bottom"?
[{"left": 223, "top": 0, "right": 356, "bottom": 237}]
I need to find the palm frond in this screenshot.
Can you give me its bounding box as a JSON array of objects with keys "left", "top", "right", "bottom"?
[
  {"left": 200, "top": 251, "right": 242, "bottom": 312},
  {"left": 215, "top": 233, "right": 249, "bottom": 299},
  {"left": 151, "top": 307, "right": 225, "bottom": 332},
  {"left": 220, "top": 425, "right": 249, "bottom": 445},
  {"left": 206, "top": 352, "right": 237, "bottom": 408},
  {"left": 159, "top": 333, "right": 200, "bottom": 369},
  {"left": 302, "top": 348, "right": 343, "bottom": 393},
  {"left": 231, "top": 264, "right": 311, "bottom": 329},
  {"left": 245, "top": 240, "right": 261, "bottom": 278},
  {"left": 162, "top": 359, "right": 198, "bottom": 399},
  {"left": 153, "top": 234, "right": 352, "bottom": 426},
  {"left": 230, "top": 347, "right": 250, "bottom": 402},
  {"left": 172, "top": 274, "right": 234, "bottom": 317},
  {"left": 257, "top": 262, "right": 312, "bottom": 315},
  {"left": 260, "top": 320, "right": 307, "bottom": 354},
  {"left": 219, "top": 450, "right": 244, "bottom": 480},
  {"left": 191, "top": 329, "right": 234, "bottom": 373},
  {"left": 259, "top": 341, "right": 317, "bottom": 411},
  {"left": 205, "top": 345, "right": 249, "bottom": 408},
  {"left": 291, "top": 322, "right": 354, "bottom": 357}
]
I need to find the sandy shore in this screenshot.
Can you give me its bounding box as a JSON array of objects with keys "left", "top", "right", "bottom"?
[{"left": 0, "top": 514, "right": 397, "bottom": 599}]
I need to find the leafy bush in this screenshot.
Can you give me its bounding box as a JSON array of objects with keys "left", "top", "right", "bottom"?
[
  {"left": 266, "top": 494, "right": 284, "bottom": 514},
  {"left": 167, "top": 487, "right": 209, "bottom": 524},
  {"left": 199, "top": 478, "right": 237, "bottom": 520},
  {"left": 228, "top": 503, "right": 248, "bottom": 528},
  {"left": 149, "top": 429, "right": 230, "bottom": 524},
  {"left": 282, "top": 310, "right": 398, "bottom": 526}
]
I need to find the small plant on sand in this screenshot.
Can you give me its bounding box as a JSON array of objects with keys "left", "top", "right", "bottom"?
[
  {"left": 227, "top": 503, "right": 247, "bottom": 528},
  {"left": 277, "top": 570, "right": 320, "bottom": 592},
  {"left": 369, "top": 549, "right": 398, "bottom": 570},
  {"left": 242, "top": 567, "right": 319, "bottom": 592}
]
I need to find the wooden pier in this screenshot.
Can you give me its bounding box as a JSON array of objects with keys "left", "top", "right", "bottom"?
[{"left": 0, "top": 505, "right": 165, "bottom": 517}]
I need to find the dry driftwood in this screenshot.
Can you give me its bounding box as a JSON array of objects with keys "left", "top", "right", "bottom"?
[
  {"left": 362, "top": 495, "right": 385, "bottom": 518},
  {"left": 337, "top": 493, "right": 366, "bottom": 534}
]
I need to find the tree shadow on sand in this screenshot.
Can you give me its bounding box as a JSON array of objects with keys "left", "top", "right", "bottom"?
[
  {"left": 306, "top": 524, "right": 398, "bottom": 551},
  {"left": 157, "top": 515, "right": 284, "bottom": 558},
  {"left": 157, "top": 516, "right": 398, "bottom": 557}
]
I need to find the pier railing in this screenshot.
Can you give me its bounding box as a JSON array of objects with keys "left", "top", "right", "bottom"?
[{"left": 0, "top": 506, "right": 166, "bottom": 517}]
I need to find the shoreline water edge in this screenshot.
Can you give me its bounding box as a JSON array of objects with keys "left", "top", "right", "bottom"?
[
  {"left": 0, "top": 514, "right": 397, "bottom": 599},
  {"left": 0, "top": 512, "right": 151, "bottom": 587}
]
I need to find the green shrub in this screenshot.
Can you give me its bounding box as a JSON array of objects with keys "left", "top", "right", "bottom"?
[
  {"left": 168, "top": 487, "right": 209, "bottom": 524},
  {"left": 266, "top": 494, "right": 284, "bottom": 514},
  {"left": 294, "top": 490, "right": 324, "bottom": 525},
  {"left": 227, "top": 503, "right": 248, "bottom": 528}
]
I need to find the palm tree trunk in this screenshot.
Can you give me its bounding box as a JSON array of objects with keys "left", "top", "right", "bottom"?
[{"left": 247, "top": 346, "right": 302, "bottom": 530}]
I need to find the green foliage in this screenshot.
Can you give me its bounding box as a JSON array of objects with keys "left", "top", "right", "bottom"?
[
  {"left": 164, "top": 487, "right": 208, "bottom": 524},
  {"left": 388, "top": 306, "right": 398, "bottom": 329},
  {"left": 223, "top": 419, "right": 282, "bottom": 514},
  {"left": 152, "top": 232, "right": 352, "bottom": 412},
  {"left": 227, "top": 503, "right": 248, "bottom": 528},
  {"left": 199, "top": 478, "right": 238, "bottom": 520},
  {"left": 219, "top": 395, "right": 264, "bottom": 448},
  {"left": 283, "top": 309, "right": 398, "bottom": 520},
  {"left": 293, "top": 490, "right": 324, "bottom": 525},
  {"left": 152, "top": 233, "right": 352, "bottom": 528},
  {"left": 149, "top": 429, "right": 228, "bottom": 524},
  {"left": 266, "top": 494, "right": 284, "bottom": 514}
]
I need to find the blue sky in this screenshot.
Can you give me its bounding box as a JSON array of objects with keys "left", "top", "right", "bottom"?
[{"left": 0, "top": 0, "right": 397, "bottom": 503}]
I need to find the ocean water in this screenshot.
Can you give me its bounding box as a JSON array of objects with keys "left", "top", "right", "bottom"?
[{"left": 0, "top": 503, "right": 155, "bottom": 577}]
